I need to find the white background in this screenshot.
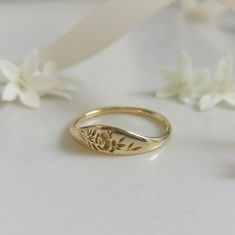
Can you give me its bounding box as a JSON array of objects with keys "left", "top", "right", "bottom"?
[{"left": 0, "top": 1, "right": 235, "bottom": 235}]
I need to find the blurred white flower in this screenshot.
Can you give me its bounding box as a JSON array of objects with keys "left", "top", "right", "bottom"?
[
  {"left": 157, "top": 52, "right": 210, "bottom": 104},
  {"left": 180, "top": 0, "right": 226, "bottom": 22},
  {"left": 199, "top": 54, "right": 235, "bottom": 110},
  {"left": 0, "top": 50, "right": 76, "bottom": 108},
  {"left": 217, "top": 0, "right": 235, "bottom": 11},
  {"left": 32, "top": 60, "right": 77, "bottom": 100}
]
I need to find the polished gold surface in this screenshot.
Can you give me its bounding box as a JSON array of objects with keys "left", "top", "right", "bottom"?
[{"left": 70, "top": 106, "right": 172, "bottom": 155}]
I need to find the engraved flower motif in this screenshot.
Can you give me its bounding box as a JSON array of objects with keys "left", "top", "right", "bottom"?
[
  {"left": 103, "top": 139, "right": 117, "bottom": 153},
  {"left": 80, "top": 128, "right": 142, "bottom": 154},
  {"left": 97, "top": 131, "right": 117, "bottom": 153},
  {"left": 100, "top": 131, "right": 112, "bottom": 141}
]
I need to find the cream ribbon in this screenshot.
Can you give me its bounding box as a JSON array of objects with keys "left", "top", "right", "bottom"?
[{"left": 40, "top": 0, "right": 175, "bottom": 71}]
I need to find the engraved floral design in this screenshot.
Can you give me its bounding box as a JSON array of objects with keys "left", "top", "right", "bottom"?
[{"left": 80, "top": 128, "right": 143, "bottom": 153}]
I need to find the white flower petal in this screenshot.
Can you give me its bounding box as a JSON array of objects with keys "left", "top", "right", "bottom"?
[
  {"left": 19, "top": 87, "right": 40, "bottom": 108},
  {"left": 223, "top": 92, "right": 235, "bottom": 107},
  {"left": 159, "top": 67, "right": 176, "bottom": 80},
  {"left": 157, "top": 84, "right": 179, "bottom": 98},
  {"left": 29, "top": 76, "right": 60, "bottom": 96},
  {"left": 29, "top": 76, "right": 76, "bottom": 98},
  {"left": 0, "top": 71, "right": 7, "bottom": 83},
  {"left": 199, "top": 94, "right": 221, "bottom": 111},
  {"left": 43, "top": 61, "right": 58, "bottom": 77},
  {"left": 178, "top": 88, "right": 193, "bottom": 104},
  {"left": 0, "top": 59, "right": 19, "bottom": 81},
  {"left": 2, "top": 83, "right": 19, "bottom": 101},
  {"left": 177, "top": 52, "right": 192, "bottom": 80},
  {"left": 20, "top": 50, "right": 40, "bottom": 80},
  {"left": 215, "top": 53, "right": 233, "bottom": 81}
]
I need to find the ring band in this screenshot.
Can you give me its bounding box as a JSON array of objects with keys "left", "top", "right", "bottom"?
[{"left": 70, "top": 106, "right": 171, "bottom": 155}]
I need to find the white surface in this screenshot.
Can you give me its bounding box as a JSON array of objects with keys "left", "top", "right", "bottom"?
[{"left": 0, "top": 1, "right": 235, "bottom": 235}]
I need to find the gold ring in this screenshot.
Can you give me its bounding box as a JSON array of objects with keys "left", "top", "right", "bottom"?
[{"left": 70, "top": 106, "right": 171, "bottom": 155}]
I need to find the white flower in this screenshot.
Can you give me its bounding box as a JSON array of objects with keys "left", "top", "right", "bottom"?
[
  {"left": 180, "top": 0, "right": 226, "bottom": 21},
  {"left": 0, "top": 50, "right": 76, "bottom": 108},
  {"left": 199, "top": 54, "right": 235, "bottom": 111},
  {"left": 156, "top": 52, "right": 210, "bottom": 104},
  {"left": 32, "top": 61, "right": 77, "bottom": 100},
  {"left": 218, "top": 0, "right": 235, "bottom": 11}
]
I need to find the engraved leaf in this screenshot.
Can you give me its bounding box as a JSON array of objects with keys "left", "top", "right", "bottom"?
[
  {"left": 112, "top": 140, "right": 117, "bottom": 146},
  {"left": 87, "top": 129, "right": 92, "bottom": 136},
  {"left": 97, "top": 145, "right": 104, "bottom": 151},
  {"left": 117, "top": 143, "right": 125, "bottom": 148},
  {"left": 95, "top": 133, "right": 100, "bottom": 142},
  {"left": 80, "top": 133, "right": 86, "bottom": 142},
  {"left": 91, "top": 129, "right": 97, "bottom": 136},
  {"left": 130, "top": 146, "right": 142, "bottom": 151},
  {"left": 128, "top": 142, "right": 134, "bottom": 149},
  {"left": 87, "top": 141, "right": 92, "bottom": 149},
  {"left": 119, "top": 136, "right": 125, "bottom": 143},
  {"left": 92, "top": 144, "right": 98, "bottom": 151}
]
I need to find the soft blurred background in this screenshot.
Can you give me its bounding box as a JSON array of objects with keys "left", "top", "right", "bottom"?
[{"left": 0, "top": 1, "right": 234, "bottom": 235}]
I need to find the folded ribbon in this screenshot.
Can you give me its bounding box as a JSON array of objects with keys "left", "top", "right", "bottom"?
[{"left": 40, "top": 0, "right": 175, "bottom": 71}]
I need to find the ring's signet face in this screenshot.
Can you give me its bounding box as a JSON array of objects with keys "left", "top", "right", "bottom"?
[{"left": 70, "top": 107, "right": 171, "bottom": 155}]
